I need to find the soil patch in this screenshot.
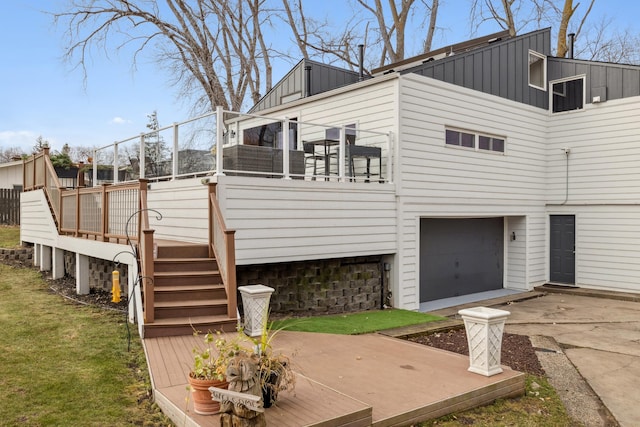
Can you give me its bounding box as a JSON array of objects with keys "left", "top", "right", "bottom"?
[
  {"left": 47, "top": 274, "right": 129, "bottom": 312},
  {"left": 408, "top": 328, "right": 545, "bottom": 376}
]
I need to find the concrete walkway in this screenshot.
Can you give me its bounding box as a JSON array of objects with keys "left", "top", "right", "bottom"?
[{"left": 411, "top": 288, "right": 640, "bottom": 427}]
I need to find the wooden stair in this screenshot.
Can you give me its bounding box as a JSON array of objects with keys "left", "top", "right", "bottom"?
[{"left": 143, "top": 241, "right": 238, "bottom": 338}]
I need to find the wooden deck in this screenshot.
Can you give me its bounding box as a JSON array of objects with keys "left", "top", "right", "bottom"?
[{"left": 144, "top": 331, "right": 525, "bottom": 427}]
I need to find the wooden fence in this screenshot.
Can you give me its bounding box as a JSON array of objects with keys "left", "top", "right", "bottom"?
[{"left": 0, "top": 188, "right": 20, "bottom": 225}]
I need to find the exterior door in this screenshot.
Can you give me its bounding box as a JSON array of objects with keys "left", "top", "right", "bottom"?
[
  {"left": 420, "top": 218, "right": 504, "bottom": 302},
  {"left": 550, "top": 215, "right": 575, "bottom": 284}
]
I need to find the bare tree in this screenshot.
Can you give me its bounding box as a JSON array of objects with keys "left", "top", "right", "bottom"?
[
  {"left": 576, "top": 17, "right": 640, "bottom": 64},
  {"left": 469, "top": 0, "right": 595, "bottom": 56},
  {"left": 282, "top": 0, "right": 440, "bottom": 73},
  {"left": 0, "top": 147, "right": 27, "bottom": 163},
  {"left": 55, "top": 0, "right": 274, "bottom": 112},
  {"left": 423, "top": 0, "right": 440, "bottom": 53}
]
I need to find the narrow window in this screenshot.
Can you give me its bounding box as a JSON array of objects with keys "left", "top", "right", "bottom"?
[
  {"left": 479, "top": 135, "right": 505, "bottom": 153},
  {"left": 445, "top": 129, "right": 475, "bottom": 148},
  {"left": 528, "top": 50, "right": 547, "bottom": 91},
  {"left": 551, "top": 76, "right": 585, "bottom": 113}
]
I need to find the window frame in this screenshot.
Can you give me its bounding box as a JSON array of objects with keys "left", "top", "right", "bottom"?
[
  {"left": 528, "top": 50, "right": 547, "bottom": 91},
  {"left": 549, "top": 75, "right": 586, "bottom": 114},
  {"left": 445, "top": 128, "right": 506, "bottom": 154}
]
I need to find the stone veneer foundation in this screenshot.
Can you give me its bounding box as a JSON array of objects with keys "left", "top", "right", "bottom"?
[
  {"left": 237, "top": 256, "right": 386, "bottom": 316},
  {"left": 63, "top": 251, "right": 129, "bottom": 294}
]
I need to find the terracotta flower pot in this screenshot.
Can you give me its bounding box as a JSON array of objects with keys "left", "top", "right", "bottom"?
[{"left": 188, "top": 375, "right": 229, "bottom": 415}]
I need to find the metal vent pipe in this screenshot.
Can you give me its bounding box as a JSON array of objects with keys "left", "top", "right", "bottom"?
[
  {"left": 304, "top": 65, "right": 312, "bottom": 97},
  {"left": 568, "top": 33, "right": 575, "bottom": 59},
  {"left": 358, "top": 44, "right": 365, "bottom": 81}
]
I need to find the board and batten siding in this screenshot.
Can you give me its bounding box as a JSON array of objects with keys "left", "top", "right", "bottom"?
[
  {"left": 395, "top": 74, "right": 549, "bottom": 309},
  {"left": 547, "top": 95, "right": 640, "bottom": 293},
  {"left": 216, "top": 177, "right": 397, "bottom": 265}
]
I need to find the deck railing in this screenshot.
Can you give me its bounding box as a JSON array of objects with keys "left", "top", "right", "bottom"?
[
  {"left": 90, "top": 107, "right": 393, "bottom": 185},
  {"left": 207, "top": 183, "right": 237, "bottom": 319}
]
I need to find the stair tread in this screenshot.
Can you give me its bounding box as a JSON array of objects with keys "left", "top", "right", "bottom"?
[
  {"left": 154, "top": 283, "right": 225, "bottom": 291},
  {"left": 155, "top": 299, "right": 228, "bottom": 308},
  {"left": 148, "top": 314, "right": 237, "bottom": 326},
  {"left": 154, "top": 270, "right": 220, "bottom": 277},
  {"left": 155, "top": 257, "right": 216, "bottom": 262}
]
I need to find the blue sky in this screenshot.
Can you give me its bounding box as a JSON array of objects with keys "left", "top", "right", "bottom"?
[{"left": 1, "top": 1, "right": 638, "bottom": 156}]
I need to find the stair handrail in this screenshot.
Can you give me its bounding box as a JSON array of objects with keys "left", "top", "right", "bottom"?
[
  {"left": 207, "top": 182, "right": 237, "bottom": 319},
  {"left": 137, "top": 179, "right": 156, "bottom": 323}
]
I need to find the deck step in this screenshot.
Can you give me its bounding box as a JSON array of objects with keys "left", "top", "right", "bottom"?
[
  {"left": 153, "top": 270, "right": 222, "bottom": 287},
  {"left": 143, "top": 315, "right": 238, "bottom": 338},
  {"left": 154, "top": 298, "right": 229, "bottom": 318},
  {"left": 154, "top": 257, "right": 218, "bottom": 273},
  {"left": 156, "top": 244, "right": 209, "bottom": 259},
  {"left": 154, "top": 283, "right": 227, "bottom": 302},
  {"left": 145, "top": 239, "right": 234, "bottom": 338}
]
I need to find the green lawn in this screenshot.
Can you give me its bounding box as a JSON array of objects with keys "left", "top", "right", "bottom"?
[
  {"left": 0, "top": 225, "right": 20, "bottom": 248},
  {"left": 0, "top": 263, "right": 171, "bottom": 426},
  {"left": 271, "top": 309, "right": 445, "bottom": 335}
]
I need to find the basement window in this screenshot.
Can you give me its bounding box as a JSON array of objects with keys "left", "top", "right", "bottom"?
[
  {"left": 528, "top": 50, "right": 547, "bottom": 91},
  {"left": 551, "top": 75, "right": 585, "bottom": 113}
]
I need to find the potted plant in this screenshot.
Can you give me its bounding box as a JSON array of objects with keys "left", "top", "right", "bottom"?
[
  {"left": 188, "top": 330, "right": 250, "bottom": 415},
  {"left": 251, "top": 321, "right": 296, "bottom": 408}
]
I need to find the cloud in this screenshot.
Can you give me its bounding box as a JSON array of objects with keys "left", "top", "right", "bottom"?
[
  {"left": 0, "top": 130, "right": 38, "bottom": 150},
  {"left": 109, "top": 117, "right": 131, "bottom": 125}
]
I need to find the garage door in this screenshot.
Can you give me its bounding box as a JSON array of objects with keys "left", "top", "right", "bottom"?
[{"left": 420, "top": 218, "right": 504, "bottom": 303}]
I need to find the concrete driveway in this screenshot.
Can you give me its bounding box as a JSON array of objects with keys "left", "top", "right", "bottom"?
[{"left": 501, "top": 291, "right": 640, "bottom": 427}]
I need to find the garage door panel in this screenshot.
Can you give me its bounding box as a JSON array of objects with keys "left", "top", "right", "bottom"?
[{"left": 420, "top": 218, "right": 504, "bottom": 302}]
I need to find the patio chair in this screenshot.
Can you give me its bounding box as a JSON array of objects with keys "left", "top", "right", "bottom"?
[{"left": 303, "top": 142, "right": 325, "bottom": 177}]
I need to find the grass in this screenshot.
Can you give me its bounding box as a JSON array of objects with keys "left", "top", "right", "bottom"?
[
  {"left": 271, "top": 309, "right": 446, "bottom": 335},
  {"left": 419, "top": 375, "right": 578, "bottom": 426},
  {"left": 0, "top": 263, "right": 172, "bottom": 426},
  {"left": 0, "top": 225, "right": 21, "bottom": 248}
]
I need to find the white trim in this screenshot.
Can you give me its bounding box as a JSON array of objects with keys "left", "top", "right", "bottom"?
[
  {"left": 549, "top": 74, "right": 587, "bottom": 114},
  {"left": 528, "top": 50, "right": 547, "bottom": 91}
]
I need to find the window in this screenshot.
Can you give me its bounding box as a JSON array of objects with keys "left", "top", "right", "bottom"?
[
  {"left": 479, "top": 135, "right": 505, "bottom": 152},
  {"left": 528, "top": 50, "right": 547, "bottom": 91},
  {"left": 445, "top": 130, "right": 474, "bottom": 148},
  {"left": 445, "top": 128, "right": 505, "bottom": 153},
  {"left": 243, "top": 118, "right": 298, "bottom": 149},
  {"left": 551, "top": 76, "right": 585, "bottom": 113}
]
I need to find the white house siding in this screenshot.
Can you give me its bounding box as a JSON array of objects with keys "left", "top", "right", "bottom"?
[
  {"left": 20, "top": 190, "right": 58, "bottom": 245},
  {"left": 395, "top": 74, "right": 549, "bottom": 310},
  {"left": 547, "top": 96, "right": 640, "bottom": 293},
  {"left": 0, "top": 160, "right": 23, "bottom": 189},
  {"left": 145, "top": 177, "right": 210, "bottom": 243},
  {"left": 216, "top": 176, "right": 397, "bottom": 265}
]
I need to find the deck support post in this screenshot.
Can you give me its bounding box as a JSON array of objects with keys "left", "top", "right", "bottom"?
[
  {"left": 40, "top": 245, "right": 52, "bottom": 272},
  {"left": 33, "top": 243, "right": 41, "bottom": 267},
  {"left": 52, "top": 247, "right": 65, "bottom": 279},
  {"left": 75, "top": 253, "right": 90, "bottom": 295}
]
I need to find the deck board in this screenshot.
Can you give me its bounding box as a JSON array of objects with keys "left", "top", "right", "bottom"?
[{"left": 144, "top": 331, "right": 525, "bottom": 427}]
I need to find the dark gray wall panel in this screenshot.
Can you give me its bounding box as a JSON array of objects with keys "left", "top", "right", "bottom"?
[
  {"left": 548, "top": 58, "right": 640, "bottom": 105},
  {"left": 405, "top": 28, "right": 552, "bottom": 110},
  {"left": 420, "top": 218, "right": 504, "bottom": 302}
]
